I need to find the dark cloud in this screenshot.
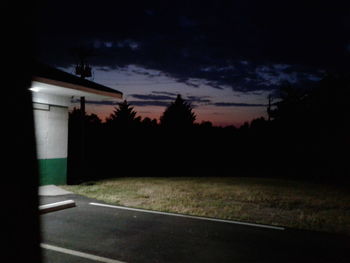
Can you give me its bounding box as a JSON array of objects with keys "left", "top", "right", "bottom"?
[
  {"left": 213, "top": 102, "right": 267, "bottom": 107},
  {"left": 95, "top": 66, "right": 113, "bottom": 72},
  {"left": 73, "top": 96, "right": 172, "bottom": 108},
  {"left": 130, "top": 94, "right": 175, "bottom": 101},
  {"left": 129, "top": 68, "right": 163, "bottom": 78},
  {"left": 36, "top": 0, "right": 349, "bottom": 93},
  {"left": 83, "top": 100, "right": 119, "bottom": 106},
  {"left": 83, "top": 96, "right": 264, "bottom": 108},
  {"left": 129, "top": 100, "right": 171, "bottom": 107},
  {"left": 186, "top": 95, "right": 212, "bottom": 104},
  {"left": 152, "top": 91, "right": 178, "bottom": 96},
  {"left": 184, "top": 81, "right": 200, "bottom": 88},
  {"left": 123, "top": 93, "right": 211, "bottom": 108},
  {"left": 81, "top": 92, "right": 192, "bottom": 108},
  {"left": 81, "top": 98, "right": 170, "bottom": 107},
  {"left": 206, "top": 81, "right": 224, "bottom": 90}
]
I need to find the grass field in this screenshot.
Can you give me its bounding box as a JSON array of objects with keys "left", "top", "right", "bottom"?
[{"left": 62, "top": 177, "right": 350, "bottom": 235}]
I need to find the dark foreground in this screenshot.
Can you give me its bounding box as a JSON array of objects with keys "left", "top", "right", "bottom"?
[{"left": 40, "top": 194, "right": 350, "bottom": 263}]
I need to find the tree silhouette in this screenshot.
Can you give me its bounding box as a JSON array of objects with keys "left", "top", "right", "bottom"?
[
  {"left": 85, "top": 113, "right": 102, "bottom": 126},
  {"left": 269, "top": 83, "right": 309, "bottom": 125},
  {"left": 142, "top": 117, "right": 158, "bottom": 129},
  {"left": 160, "top": 94, "right": 196, "bottom": 129},
  {"left": 106, "top": 100, "right": 138, "bottom": 128},
  {"left": 68, "top": 108, "right": 103, "bottom": 128}
]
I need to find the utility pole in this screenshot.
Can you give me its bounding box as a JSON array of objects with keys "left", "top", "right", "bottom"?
[
  {"left": 79, "top": 96, "right": 86, "bottom": 180},
  {"left": 74, "top": 45, "right": 93, "bottom": 117},
  {"left": 267, "top": 94, "right": 272, "bottom": 122},
  {"left": 72, "top": 46, "right": 93, "bottom": 181}
]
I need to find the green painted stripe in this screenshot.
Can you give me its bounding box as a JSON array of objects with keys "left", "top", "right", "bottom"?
[{"left": 38, "top": 158, "right": 67, "bottom": 185}]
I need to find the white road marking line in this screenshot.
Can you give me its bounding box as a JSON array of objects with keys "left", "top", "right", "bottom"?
[
  {"left": 41, "top": 243, "right": 126, "bottom": 263},
  {"left": 39, "top": 200, "right": 76, "bottom": 214},
  {"left": 89, "top": 202, "right": 285, "bottom": 231}
]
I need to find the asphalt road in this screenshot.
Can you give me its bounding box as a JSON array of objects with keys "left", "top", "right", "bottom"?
[{"left": 40, "top": 194, "right": 350, "bottom": 263}]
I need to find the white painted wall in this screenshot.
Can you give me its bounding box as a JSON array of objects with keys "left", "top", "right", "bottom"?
[
  {"left": 32, "top": 92, "right": 70, "bottom": 107},
  {"left": 32, "top": 94, "right": 69, "bottom": 160}
]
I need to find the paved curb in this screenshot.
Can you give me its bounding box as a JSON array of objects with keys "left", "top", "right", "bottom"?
[
  {"left": 39, "top": 185, "right": 73, "bottom": 196},
  {"left": 39, "top": 200, "right": 76, "bottom": 214}
]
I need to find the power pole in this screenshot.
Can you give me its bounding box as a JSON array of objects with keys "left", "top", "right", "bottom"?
[
  {"left": 79, "top": 96, "right": 86, "bottom": 180},
  {"left": 267, "top": 94, "right": 272, "bottom": 122},
  {"left": 72, "top": 46, "right": 93, "bottom": 181}
]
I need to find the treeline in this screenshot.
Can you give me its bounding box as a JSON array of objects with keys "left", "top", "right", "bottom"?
[{"left": 67, "top": 74, "right": 350, "bottom": 185}]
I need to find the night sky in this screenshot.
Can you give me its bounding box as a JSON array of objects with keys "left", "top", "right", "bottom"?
[{"left": 34, "top": 0, "right": 350, "bottom": 126}]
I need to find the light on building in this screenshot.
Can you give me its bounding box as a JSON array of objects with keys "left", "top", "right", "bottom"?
[{"left": 29, "top": 87, "right": 40, "bottom": 92}]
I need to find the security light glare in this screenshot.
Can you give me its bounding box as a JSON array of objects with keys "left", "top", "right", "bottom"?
[{"left": 30, "top": 87, "right": 40, "bottom": 92}]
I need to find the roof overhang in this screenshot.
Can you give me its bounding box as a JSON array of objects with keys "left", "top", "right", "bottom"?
[{"left": 31, "top": 77, "right": 122, "bottom": 100}]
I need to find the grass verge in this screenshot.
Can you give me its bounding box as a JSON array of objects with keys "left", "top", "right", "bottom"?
[{"left": 62, "top": 177, "right": 350, "bottom": 235}]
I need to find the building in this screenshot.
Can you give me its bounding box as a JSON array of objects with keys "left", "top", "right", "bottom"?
[{"left": 30, "top": 63, "right": 122, "bottom": 185}]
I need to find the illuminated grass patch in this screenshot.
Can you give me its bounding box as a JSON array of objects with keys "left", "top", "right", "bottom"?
[{"left": 62, "top": 177, "right": 350, "bottom": 235}]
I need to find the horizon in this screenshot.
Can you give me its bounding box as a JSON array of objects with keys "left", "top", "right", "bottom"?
[
  {"left": 36, "top": 1, "right": 349, "bottom": 127},
  {"left": 64, "top": 64, "right": 309, "bottom": 127}
]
